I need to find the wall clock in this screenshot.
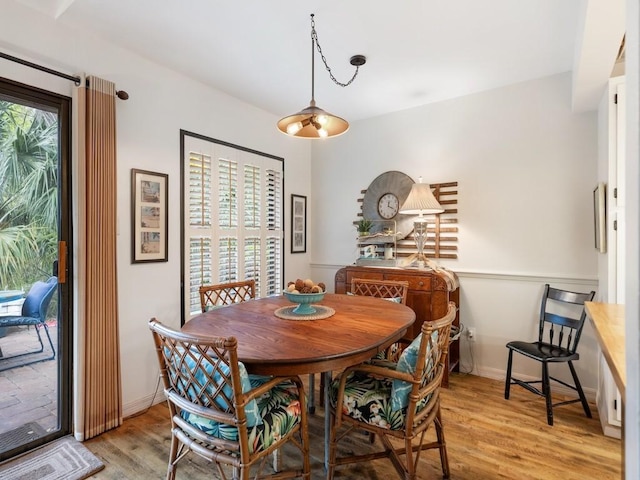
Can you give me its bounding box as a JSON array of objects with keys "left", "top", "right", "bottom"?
[{"left": 361, "top": 171, "right": 415, "bottom": 239}]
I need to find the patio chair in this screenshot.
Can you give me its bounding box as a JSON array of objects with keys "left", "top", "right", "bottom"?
[
  {"left": 0, "top": 276, "right": 58, "bottom": 372},
  {"left": 149, "top": 319, "right": 310, "bottom": 480}
]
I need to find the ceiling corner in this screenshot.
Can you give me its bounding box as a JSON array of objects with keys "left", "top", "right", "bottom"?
[{"left": 571, "top": 0, "right": 625, "bottom": 112}]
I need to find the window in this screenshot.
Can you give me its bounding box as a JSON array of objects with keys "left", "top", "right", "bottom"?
[{"left": 181, "top": 132, "right": 284, "bottom": 320}]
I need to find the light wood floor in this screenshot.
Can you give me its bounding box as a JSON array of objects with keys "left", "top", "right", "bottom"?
[{"left": 85, "top": 373, "right": 622, "bottom": 479}]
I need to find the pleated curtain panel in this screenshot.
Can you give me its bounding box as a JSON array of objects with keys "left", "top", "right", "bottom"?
[{"left": 76, "top": 75, "right": 122, "bottom": 440}]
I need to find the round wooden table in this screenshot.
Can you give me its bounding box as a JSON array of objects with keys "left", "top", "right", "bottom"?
[
  {"left": 182, "top": 293, "right": 416, "bottom": 376},
  {"left": 182, "top": 292, "right": 415, "bottom": 469}
]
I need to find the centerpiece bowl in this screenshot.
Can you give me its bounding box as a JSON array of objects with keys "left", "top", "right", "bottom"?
[{"left": 283, "top": 291, "right": 325, "bottom": 315}]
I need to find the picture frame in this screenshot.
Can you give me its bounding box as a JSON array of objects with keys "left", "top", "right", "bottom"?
[
  {"left": 131, "top": 168, "right": 168, "bottom": 263},
  {"left": 593, "top": 182, "right": 606, "bottom": 254},
  {"left": 291, "top": 194, "right": 307, "bottom": 253}
]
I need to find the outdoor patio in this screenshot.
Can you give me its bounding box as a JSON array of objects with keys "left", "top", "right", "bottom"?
[{"left": 0, "top": 323, "right": 59, "bottom": 453}]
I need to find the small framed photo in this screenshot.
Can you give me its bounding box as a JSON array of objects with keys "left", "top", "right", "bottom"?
[
  {"left": 291, "top": 194, "right": 307, "bottom": 254},
  {"left": 131, "top": 169, "right": 168, "bottom": 263},
  {"left": 593, "top": 182, "right": 606, "bottom": 254}
]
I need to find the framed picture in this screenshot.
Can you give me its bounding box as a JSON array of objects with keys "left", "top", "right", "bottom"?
[
  {"left": 131, "top": 169, "right": 168, "bottom": 263},
  {"left": 291, "top": 194, "right": 307, "bottom": 253},
  {"left": 593, "top": 182, "right": 606, "bottom": 253}
]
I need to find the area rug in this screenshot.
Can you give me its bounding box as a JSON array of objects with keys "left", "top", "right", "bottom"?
[{"left": 0, "top": 436, "right": 104, "bottom": 480}]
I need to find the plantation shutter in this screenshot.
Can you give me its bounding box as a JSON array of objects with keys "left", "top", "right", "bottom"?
[{"left": 183, "top": 135, "right": 284, "bottom": 318}]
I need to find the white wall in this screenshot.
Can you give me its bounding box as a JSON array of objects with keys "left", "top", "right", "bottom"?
[
  {"left": 0, "top": 2, "right": 312, "bottom": 416},
  {"left": 311, "top": 72, "right": 601, "bottom": 393}
]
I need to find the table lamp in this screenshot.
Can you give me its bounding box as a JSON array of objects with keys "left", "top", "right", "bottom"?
[{"left": 399, "top": 177, "right": 444, "bottom": 268}]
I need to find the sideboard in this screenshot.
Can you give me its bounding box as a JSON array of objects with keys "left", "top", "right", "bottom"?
[{"left": 334, "top": 265, "right": 460, "bottom": 387}]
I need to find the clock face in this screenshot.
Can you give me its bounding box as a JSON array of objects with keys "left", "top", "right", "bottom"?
[{"left": 378, "top": 193, "right": 399, "bottom": 219}]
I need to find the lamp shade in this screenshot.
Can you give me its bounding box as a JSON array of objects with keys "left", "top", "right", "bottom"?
[
  {"left": 277, "top": 103, "right": 349, "bottom": 139},
  {"left": 399, "top": 182, "right": 444, "bottom": 215}
]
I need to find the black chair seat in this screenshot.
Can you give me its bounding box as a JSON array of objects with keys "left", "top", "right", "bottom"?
[{"left": 506, "top": 340, "right": 579, "bottom": 363}]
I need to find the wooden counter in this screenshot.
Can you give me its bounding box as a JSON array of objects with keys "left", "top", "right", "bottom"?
[{"left": 585, "top": 302, "right": 625, "bottom": 401}]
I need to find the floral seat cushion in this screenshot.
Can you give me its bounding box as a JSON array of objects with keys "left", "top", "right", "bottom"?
[
  {"left": 330, "top": 330, "right": 440, "bottom": 429},
  {"left": 329, "top": 370, "right": 430, "bottom": 431},
  {"left": 181, "top": 376, "right": 303, "bottom": 454}
]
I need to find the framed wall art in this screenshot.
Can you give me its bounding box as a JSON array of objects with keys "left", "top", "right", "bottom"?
[
  {"left": 131, "top": 168, "right": 168, "bottom": 263},
  {"left": 291, "top": 194, "right": 307, "bottom": 253}
]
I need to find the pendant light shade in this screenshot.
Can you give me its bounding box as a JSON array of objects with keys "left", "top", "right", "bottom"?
[
  {"left": 277, "top": 101, "right": 349, "bottom": 138},
  {"left": 277, "top": 14, "right": 364, "bottom": 139}
]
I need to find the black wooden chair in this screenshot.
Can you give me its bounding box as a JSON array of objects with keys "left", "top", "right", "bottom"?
[{"left": 504, "top": 284, "right": 595, "bottom": 425}]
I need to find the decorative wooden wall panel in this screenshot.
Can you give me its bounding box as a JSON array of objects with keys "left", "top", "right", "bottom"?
[{"left": 358, "top": 181, "right": 458, "bottom": 259}]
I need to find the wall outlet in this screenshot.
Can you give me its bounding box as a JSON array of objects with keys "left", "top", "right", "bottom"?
[{"left": 467, "top": 327, "right": 476, "bottom": 340}]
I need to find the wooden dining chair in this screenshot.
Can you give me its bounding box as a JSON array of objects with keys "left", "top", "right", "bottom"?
[
  {"left": 505, "top": 284, "right": 596, "bottom": 425},
  {"left": 326, "top": 302, "right": 456, "bottom": 479},
  {"left": 149, "top": 319, "right": 310, "bottom": 480},
  {"left": 351, "top": 278, "right": 409, "bottom": 361},
  {"left": 313, "top": 277, "right": 411, "bottom": 412},
  {"left": 199, "top": 279, "right": 256, "bottom": 313}
]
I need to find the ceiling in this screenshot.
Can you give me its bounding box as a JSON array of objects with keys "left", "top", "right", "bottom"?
[{"left": 12, "top": 0, "right": 623, "bottom": 121}]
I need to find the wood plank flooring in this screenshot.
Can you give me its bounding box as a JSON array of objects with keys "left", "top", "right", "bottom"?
[{"left": 84, "top": 373, "right": 622, "bottom": 479}]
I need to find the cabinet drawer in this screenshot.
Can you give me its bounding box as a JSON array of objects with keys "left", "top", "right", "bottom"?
[
  {"left": 384, "top": 274, "right": 432, "bottom": 291},
  {"left": 346, "top": 271, "right": 384, "bottom": 284}
]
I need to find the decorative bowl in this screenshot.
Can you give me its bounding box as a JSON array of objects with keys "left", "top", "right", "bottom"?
[{"left": 283, "top": 291, "right": 325, "bottom": 315}]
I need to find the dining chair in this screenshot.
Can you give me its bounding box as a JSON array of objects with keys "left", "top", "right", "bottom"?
[
  {"left": 149, "top": 319, "right": 310, "bottom": 480},
  {"left": 504, "top": 284, "right": 596, "bottom": 425},
  {"left": 312, "top": 277, "right": 411, "bottom": 412},
  {"left": 350, "top": 277, "right": 409, "bottom": 361},
  {"left": 199, "top": 279, "right": 256, "bottom": 312},
  {"left": 326, "top": 301, "right": 456, "bottom": 479},
  {"left": 0, "top": 276, "right": 58, "bottom": 372}
]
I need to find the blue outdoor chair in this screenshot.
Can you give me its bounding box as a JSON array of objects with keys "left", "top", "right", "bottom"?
[{"left": 0, "top": 276, "right": 58, "bottom": 371}]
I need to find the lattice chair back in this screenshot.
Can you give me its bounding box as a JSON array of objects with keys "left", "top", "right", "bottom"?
[
  {"left": 149, "top": 319, "right": 310, "bottom": 480},
  {"left": 199, "top": 279, "right": 256, "bottom": 312},
  {"left": 538, "top": 284, "right": 596, "bottom": 355},
  {"left": 350, "top": 278, "right": 408, "bottom": 304}
]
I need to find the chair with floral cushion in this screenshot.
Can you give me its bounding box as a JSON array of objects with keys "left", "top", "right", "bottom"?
[
  {"left": 314, "top": 278, "right": 411, "bottom": 412},
  {"left": 326, "top": 301, "right": 456, "bottom": 480},
  {"left": 199, "top": 279, "right": 256, "bottom": 313},
  {"left": 149, "top": 319, "right": 310, "bottom": 480}
]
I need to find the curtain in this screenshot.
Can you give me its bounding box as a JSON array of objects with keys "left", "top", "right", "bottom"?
[{"left": 75, "top": 75, "right": 122, "bottom": 440}]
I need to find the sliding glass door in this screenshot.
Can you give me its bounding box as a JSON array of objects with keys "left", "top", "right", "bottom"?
[{"left": 0, "top": 78, "right": 72, "bottom": 461}]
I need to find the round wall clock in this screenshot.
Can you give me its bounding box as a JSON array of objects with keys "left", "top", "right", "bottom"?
[{"left": 361, "top": 171, "right": 415, "bottom": 239}]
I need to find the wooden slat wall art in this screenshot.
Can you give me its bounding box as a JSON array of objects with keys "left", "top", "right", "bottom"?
[{"left": 358, "top": 181, "right": 458, "bottom": 259}]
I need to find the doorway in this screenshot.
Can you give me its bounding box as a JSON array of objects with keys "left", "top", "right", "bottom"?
[{"left": 0, "top": 78, "right": 72, "bottom": 461}]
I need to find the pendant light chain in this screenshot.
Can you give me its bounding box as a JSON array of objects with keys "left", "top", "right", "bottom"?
[{"left": 310, "top": 14, "right": 360, "bottom": 88}]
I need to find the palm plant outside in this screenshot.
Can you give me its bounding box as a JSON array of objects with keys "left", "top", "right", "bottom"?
[{"left": 0, "top": 100, "right": 58, "bottom": 290}]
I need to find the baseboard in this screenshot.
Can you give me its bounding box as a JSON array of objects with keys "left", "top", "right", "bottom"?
[{"left": 123, "top": 390, "right": 166, "bottom": 418}]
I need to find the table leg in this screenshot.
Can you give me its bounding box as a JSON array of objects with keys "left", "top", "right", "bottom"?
[
  {"left": 323, "top": 370, "right": 332, "bottom": 471},
  {"left": 308, "top": 373, "right": 315, "bottom": 413}
]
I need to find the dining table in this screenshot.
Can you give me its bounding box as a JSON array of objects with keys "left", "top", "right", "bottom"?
[{"left": 182, "top": 292, "right": 416, "bottom": 468}]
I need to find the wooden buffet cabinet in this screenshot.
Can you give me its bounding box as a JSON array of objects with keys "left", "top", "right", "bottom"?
[{"left": 335, "top": 265, "right": 460, "bottom": 387}]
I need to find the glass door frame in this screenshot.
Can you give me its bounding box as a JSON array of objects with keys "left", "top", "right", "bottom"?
[{"left": 0, "top": 77, "right": 73, "bottom": 460}]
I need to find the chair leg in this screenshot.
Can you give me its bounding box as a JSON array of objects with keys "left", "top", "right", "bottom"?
[
  {"left": 166, "top": 434, "right": 179, "bottom": 480},
  {"left": 504, "top": 348, "right": 514, "bottom": 399},
  {"left": 308, "top": 373, "right": 315, "bottom": 414},
  {"left": 568, "top": 361, "right": 592, "bottom": 418},
  {"left": 542, "top": 362, "right": 553, "bottom": 426},
  {"left": 435, "top": 407, "right": 450, "bottom": 479}
]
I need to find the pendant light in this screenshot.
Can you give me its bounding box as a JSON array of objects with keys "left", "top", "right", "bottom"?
[{"left": 277, "top": 14, "right": 366, "bottom": 139}]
